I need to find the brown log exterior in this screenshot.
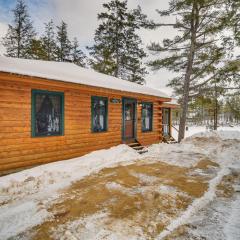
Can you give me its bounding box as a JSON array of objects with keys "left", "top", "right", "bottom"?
[{"left": 0, "top": 72, "right": 169, "bottom": 171}]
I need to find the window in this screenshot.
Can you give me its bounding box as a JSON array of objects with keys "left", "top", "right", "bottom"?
[
  {"left": 142, "top": 102, "right": 153, "bottom": 132},
  {"left": 32, "top": 90, "right": 64, "bottom": 137},
  {"left": 91, "top": 96, "right": 108, "bottom": 132}
]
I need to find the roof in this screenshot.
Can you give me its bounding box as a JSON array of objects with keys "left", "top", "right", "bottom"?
[
  {"left": 162, "top": 98, "right": 180, "bottom": 108},
  {"left": 0, "top": 56, "right": 170, "bottom": 99}
]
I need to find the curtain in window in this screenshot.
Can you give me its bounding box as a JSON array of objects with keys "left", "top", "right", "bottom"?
[
  {"left": 34, "top": 93, "right": 62, "bottom": 136},
  {"left": 142, "top": 103, "right": 152, "bottom": 131},
  {"left": 92, "top": 98, "right": 107, "bottom": 132}
]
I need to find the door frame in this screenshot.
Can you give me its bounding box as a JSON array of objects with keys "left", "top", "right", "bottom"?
[{"left": 122, "top": 97, "right": 137, "bottom": 142}]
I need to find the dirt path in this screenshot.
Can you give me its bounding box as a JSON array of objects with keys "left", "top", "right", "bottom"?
[{"left": 15, "top": 159, "right": 220, "bottom": 240}]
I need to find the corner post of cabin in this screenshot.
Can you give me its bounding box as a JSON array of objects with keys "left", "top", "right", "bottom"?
[{"left": 159, "top": 101, "right": 163, "bottom": 142}]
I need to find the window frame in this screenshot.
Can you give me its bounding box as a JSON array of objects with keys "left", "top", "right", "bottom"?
[
  {"left": 141, "top": 102, "right": 153, "bottom": 132},
  {"left": 91, "top": 96, "right": 108, "bottom": 133},
  {"left": 31, "top": 89, "right": 64, "bottom": 138}
]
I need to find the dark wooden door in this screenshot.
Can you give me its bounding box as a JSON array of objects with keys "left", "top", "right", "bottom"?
[{"left": 124, "top": 102, "right": 135, "bottom": 139}]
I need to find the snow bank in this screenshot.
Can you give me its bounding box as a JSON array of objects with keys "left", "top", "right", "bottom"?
[
  {"left": 0, "top": 145, "right": 139, "bottom": 197},
  {"left": 188, "top": 129, "right": 240, "bottom": 141},
  {"left": 156, "top": 130, "right": 240, "bottom": 239},
  {"left": 172, "top": 125, "right": 240, "bottom": 140},
  {"left": 146, "top": 130, "right": 240, "bottom": 168},
  {"left": 0, "top": 145, "right": 140, "bottom": 239}
]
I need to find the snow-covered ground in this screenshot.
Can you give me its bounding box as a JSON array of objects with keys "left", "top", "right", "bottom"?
[
  {"left": 0, "top": 130, "right": 240, "bottom": 239},
  {"left": 172, "top": 125, "right": 240, "bottom": 140}
]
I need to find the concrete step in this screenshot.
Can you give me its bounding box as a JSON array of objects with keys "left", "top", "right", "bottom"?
[
  {"left": 127, "top": 141, "right": 148, "bottom": 154},
  {"left": 132, "top": 145, "right": 144, "bottom": 150},
  {"left": 138, "top": 149, "right": 148, "bottom": 154},
  {"left": 167, "top": 141, "right": 178, "bottom": 144},
  {"left": 128, "top": 142, "right": 140, "bottom": 147}
]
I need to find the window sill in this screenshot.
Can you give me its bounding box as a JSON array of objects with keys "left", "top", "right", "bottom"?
[
  {"left": 141, "top": 130, "right": 153, "bottom": 133},
  {"left": 91, "top": 130, "right": 108, "bottom": 134},
  {"left": 31, "top": 133, "right": 64, "bottom": 138}
]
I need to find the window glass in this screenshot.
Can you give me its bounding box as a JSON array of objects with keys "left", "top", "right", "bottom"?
[
  {"left": 32, "top": 90, "right": 64, "bottom": 137},
  {"left": 92, "top": 97, "right": 108, "bottom": 132},
  {"left": 142, "top": 103, "right": 153, "bottom": 132},
  {"left": 125, "top": 104, "right": 133, "bottom": 120}
]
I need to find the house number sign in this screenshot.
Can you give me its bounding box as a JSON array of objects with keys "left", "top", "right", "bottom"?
[{"left": 110, "top": 98, "right": 121, "bottom": 103}]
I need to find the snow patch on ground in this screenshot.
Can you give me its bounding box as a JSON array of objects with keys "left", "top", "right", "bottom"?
[
  {"left": 52, "top": 211, "right": 146, "bottom": 240},
  {"left": 224, "top": 194, "right": 240, "bottom": 240},
  {"left": 130, "top": 172, "right": 159, "bottom": 185},
  {"left": 0, "top": 145, "right": 140, "bottom": 239},
  {"left": 145, "top": 141, "right": 207, "bottom": 168},
  {"left": 0, "top": 201, "right": 50, "bottom": 239},
  {"left": 105, "top": 182, "right": 130, "bottom": 195},
  {"left": 172, "top": 125, "right": 240, "bottom": 140}
]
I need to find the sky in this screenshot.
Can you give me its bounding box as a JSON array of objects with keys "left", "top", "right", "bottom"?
[{"left": 0, "top": 0, "right": 177, "bottom": 95}]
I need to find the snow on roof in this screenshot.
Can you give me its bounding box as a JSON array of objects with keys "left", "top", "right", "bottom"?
[
  {"left": 0, "top": 56, "right": 170, "bottom": 99},
  {"left": 168, "top": 98, "right": 180, "bottom": 105}
]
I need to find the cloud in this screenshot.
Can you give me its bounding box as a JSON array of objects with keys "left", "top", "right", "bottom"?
[
  {"left": 0, "top": 0, "right": 177, "bottom": 90},
  {"left": 49, "top": 0, "right": 106, "bottom": 47}
]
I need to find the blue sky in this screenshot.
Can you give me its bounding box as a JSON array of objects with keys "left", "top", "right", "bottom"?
[{"left": 0, "top": 0, "right": 15, "bottom": 21}]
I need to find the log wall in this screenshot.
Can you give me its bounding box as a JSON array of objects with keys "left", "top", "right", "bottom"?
[{"left": 0, "top": 72, "right": 166, "bottom": 171}]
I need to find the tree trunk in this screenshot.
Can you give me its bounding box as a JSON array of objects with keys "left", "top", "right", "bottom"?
[
  {"left": 213, "top": 84, "right": 218, "bottom": 130},
  {"left": 178, "top": 2, "right": 198, "bottom": 142}
]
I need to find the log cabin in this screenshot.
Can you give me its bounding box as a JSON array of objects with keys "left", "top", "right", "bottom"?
[{"left": 0, "top": 56, "right": 177, "bottom": 172}]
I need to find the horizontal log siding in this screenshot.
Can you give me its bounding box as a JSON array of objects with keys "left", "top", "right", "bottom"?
[{"left": 0, "top": 73, "right": 164, "bottom": 171}]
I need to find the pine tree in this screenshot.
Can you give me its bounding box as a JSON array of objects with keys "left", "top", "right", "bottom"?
[
  {"left": 89, "top": 0, "right": 147, "bottom": 84},
  {"left": 27, "top": 39, "right": 46, "bottom": 60},
  {"left": 71, "top": 38, "right": 87, "bottom": 67},
  {"left": 41, "top": 20, "right": 57, "bottom": 61},
  {"left": 148, "top": 0, "right": 235, "bottom": 141},
  {"left": 2, "top": 0, "right": 36, "bottom": 58},
  {"left": 56, "top": 21, "right": 71, "bottom": 62},
  {"left": 226, "top": 96, "right": 240, "bottom": 120},
  {"left": 230, "top": 0, "right": 240, "bottom": 46}
]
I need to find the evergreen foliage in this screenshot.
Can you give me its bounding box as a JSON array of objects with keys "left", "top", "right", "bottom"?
[
  {"left": 41, "top": 20, "right": 57, "bottom": 61},
  {"left": 89, "top": 0, "right": 147, "bottom": 84},
  {"left": 2, "top": 1, "right": 87, "bottom": 67},
  {"left": 27, "top": 39, "right": 46, "bottom": 60},
  {"left": 226, "top": 96, "right": 240, "bottom": 120},
  {"left": 71, "top": 38, "right": 87, "bottom": 67},
  {"left": 2, "top": 0, "right": 36, "bottom": 58},
  {"left": 148, "top": 0, "right": 237, "bottom": 141},
  {"left": 56, "top": 21, "right": 72, "bottom": 62}
]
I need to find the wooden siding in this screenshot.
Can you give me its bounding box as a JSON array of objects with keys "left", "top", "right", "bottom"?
[{"left": 0, "top": 72, "right": 165, "bottom": 171}]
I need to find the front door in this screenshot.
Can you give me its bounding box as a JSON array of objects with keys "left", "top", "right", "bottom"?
[{"left": 122, "top": 98, "right": 136, "bottom": 140}]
